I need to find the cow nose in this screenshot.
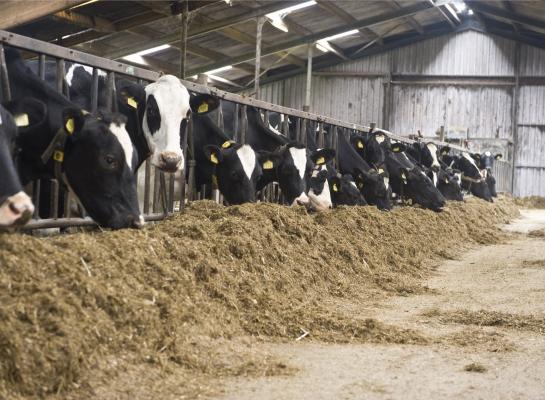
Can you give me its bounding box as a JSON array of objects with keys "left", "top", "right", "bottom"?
[
  {"left": 292, "top": 192, "right": 310, "bottom": 206},
  {"left": 6, "top": 192, "right": 34, "bottom": 226},
  {"left": 159, "top": 152, "right": 182, "bottom": 172},
  {"left": 129, "top": 214, "right": 145, "bottom": 229}
]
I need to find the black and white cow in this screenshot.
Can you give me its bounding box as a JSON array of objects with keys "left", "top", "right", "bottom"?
[
  {"left": 220, "top": 104, "right": 335, "bottom": 210},
  {"left": 5, "top": 48, "right": 142, "bottom": 229},
  {"left": 442, "top": 151, "right": 493, "bottom": 202},
  {"left": 29, "top": 61, "right": 218, "bottom": 173},
  {"left": 478, "top": 151, "right": 502, "bottom": 198},
  {"left": 0, "top": 104, "right": 34, "bottom": 228},
  {"left": 407, "top": 142, "right": 463, "bottom": 201},
  {"left": 337, "top": 130, "right": 391, "bottom": 210},
  {"left": 380, "top": 141, "right": 446, "bottom": 212},
  {"left": 191, "top": 112, "right": 262, "bottom": 205},
  {"left": 306, "top": 122, "right": 365, "bottom": 207}
]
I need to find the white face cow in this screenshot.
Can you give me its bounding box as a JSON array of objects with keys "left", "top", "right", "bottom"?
[{"left": 142, "top": 75, "right": 189, "bottom": 173}]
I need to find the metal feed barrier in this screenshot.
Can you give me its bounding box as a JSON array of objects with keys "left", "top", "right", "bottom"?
[{"left": 0, "top": 31, "right": 512, "bottom": 231}]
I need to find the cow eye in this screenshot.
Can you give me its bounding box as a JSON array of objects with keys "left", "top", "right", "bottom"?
[{"left": 104, "top": 154, "right": 118, "bottom": 168}]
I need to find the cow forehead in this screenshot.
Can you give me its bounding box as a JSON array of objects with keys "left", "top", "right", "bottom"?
[
  {"left": 462, "top": 152, "right": 481, "bottom": 173},
  {"left": 288, "top": 147, "right": 307, "bottom": 179},
  {"left": 374, "top": 134, "right": 385, "bottom": 144},
  {"left": 109, "top": 122, "right": 134, "bottom": 170},
  {"left": 236, "top": 145, "right": 256, "bottom": 180},
  {"left": 145, "top": 75, "right": 190, "bottom": 114}
]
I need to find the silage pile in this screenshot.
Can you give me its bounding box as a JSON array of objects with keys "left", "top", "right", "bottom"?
[{"left": 0, "top": 198, "right": 518, "bottom": 398}]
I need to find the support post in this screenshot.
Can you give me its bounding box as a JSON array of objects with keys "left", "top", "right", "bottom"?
[
  {"left": 180, "top": 0, "right": 189, "bottom": 79},
  {"left": 303, "top": 43, "right": 313, "bottom": 112},
  {"left": 439, "top": 125, "right": 445, "bottom": 142},
  {"left": 511, "top": 42, "right": 521, "bottom": 195},
  {"left": 254, "top": 16, "right": 265, "bottom": 99}
]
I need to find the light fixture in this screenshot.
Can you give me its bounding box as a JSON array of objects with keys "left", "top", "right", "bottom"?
[
  {"left": 122, "top": 44, "right": 171, "bottom": 65},
  {"left": 468, "top": 8, "right": 474, "bottom": 15},
  {"left": 451, "top": 1, "right": 467, "bottom": 13},
  {"left": 204, "top": 65, "right": 233, "bottom": 75},
  {"left": 266, "top": 0, "right": 316, "bottom": 32}
]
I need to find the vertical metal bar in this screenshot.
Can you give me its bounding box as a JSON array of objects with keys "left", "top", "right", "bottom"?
[
  {"left": 180, "top": 0, "right": 189, "bottom": 79},
  {"left": 106, "top": 71, "right": 116, "bottom": 111},
  {"left": 282, "top": 113, "right": 289, "bottom": 137},
  {"left": 50, "top": 179, "right": 59, "bottom": 219},
  {"left": 168, "top": 174, "right": 175, "bottom": 213},
  {"left": 38, "top": 54, "right": 46, "bottom": 80},
  {"left": 254, "top": 17, "right": 265, "bottom": 99},
  {"left": 303, "top": 43, "right": 313, "bottom": 112},
  {"left": 233, "top": 103, "right": 240, "bottom": 141},
  {"left": 317, "top": 122, "right": 324, "bottom": 148},
  {"left": 0, "top": 45, "right": 11, "bottom": 102},
  {"left": 32, "top": 180, "right": 40, "bottom": 219},
  {"left": 153, "top": 168, "right": 161, "bottom": 213},
  {"left": 90, "top": 68, "right": 99, "bottom": 112},
  {"left": 187, "top": 117, "right": 197, "bottom": 202},
  {"left": 296, "top": 118, "right": 302, "bottom": 143},
  {"left": 179, "top": 119, "right": 188, "bottom": 210},
  {"left": 333, "top": 126, "right": 340, "bottom": 169},
  {"left": 511, "top": 42, "right": 520, "bottom": 195},
  {"left": 301, "top": 119, "right": 307, "bottom": 146},
  {"left": 439, "top": 125, "right": 445, "bottom": 142},
  {"left": 56, "top": 59, "right": 64, "bottom": 93},
  {"left": 143, "top": 159, "right": 151, "bottom": 214},
  {"left": 240, "top": 105, "right": 247, "bottom": 144},
  {"left": 160, "top": 172, "right": 168, "bottom": 215}
]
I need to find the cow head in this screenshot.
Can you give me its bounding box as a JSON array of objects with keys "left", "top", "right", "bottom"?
[
  {"left": 436, "top": 168, "right": 464, "bottom": 201},
  {"left": 329, "top": 174, "right": 367, "bottom": 206},
  {"left": 351, "top": 131, "right": 388, "bottom": 167},
  {"left": 479, "top": 151, "right": 502, "bottom": 171},
  {"left": 354, "top": 167, "right": 392, "bottom": 211},
  {"left": 259, "top": 144, "right": 335, "bottom": 209},
  {"left": 456, "top": 152, "right": 493, "bottom": 202},
  {"left": 7, "top": 97, "right": 144, "bottom": 229},
  {"left": 404, "top": 167, "right": 446, "bottom": 211},
  {"left": 412, "top": 142, "right": 441, "bottom": 172},
  {"left": 0, "top": 106, "right": 34, "bottom": 228},
  {"left": 203, "top": 141, "right": 261, "bottom": 205},
  {"left": 139, "top": 75, "right": 218, "bottom": 173}
]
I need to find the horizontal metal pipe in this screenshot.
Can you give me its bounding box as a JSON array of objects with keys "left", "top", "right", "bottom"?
[{"left": 22, "top": 213, "right": 173, "bottom": 230}]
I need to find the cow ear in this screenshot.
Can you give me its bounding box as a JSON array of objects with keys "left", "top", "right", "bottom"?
[
  {"left": 3, "top": 97, "right": 48, "bottom": 133},
  {"left": 203, "top": 145, "right": 223, "bottom": 165},
  {"left": 441, "top": 146, "right": 451, "bottom": 155},
  {"left": 190, "top": 94, "right": 220, "bottom": 114},
  {"left": 311, "top": 148, "right": 335, "bottom": 165},
  {"left": 62, "top": 108, "right": 85, "bottom": 136},
  {"left": 117, "top": 82, "right": 146, "bottom": 110},
  {"left": 391, "top": 142, "right": 406, "bottom": 153},
  {"left": 257, "top": 150, "right": 277, "bottom": 170},
  {"left": 495, "top": 153, "right": 503, "bottom": 160}
]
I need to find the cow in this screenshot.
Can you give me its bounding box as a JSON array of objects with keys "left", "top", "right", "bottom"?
[
  {"left": 5, "top": 48, "right": 142, "bottom": 229},
  {"left": 478, "top": 151, "right": 502, "bottom": 197},
  {"left": 337, "top": 130, "right": 391, "bottom": 210},
  {"left": 191, "top": 112, "right": 262, "bottom": 205},
  {"left": 28, "top": 61, "right": 219, "bottom": 173},
  {"left": 442, "top": 151, "right": 493, "bottom": 202},
  {"left": 306, "top": 122, "right": 365, "bottom": 207},
  {"left": 0, "top": 104, "right": 34, "bottom": 228},
  {"left": 407, "top": 141, "right": 463, "bottom": 201},
  {"left": 219, "top": 103, "right": 335, "bottom": 210}
]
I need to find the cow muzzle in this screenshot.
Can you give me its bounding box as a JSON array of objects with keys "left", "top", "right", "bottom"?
[
  {"left": 0, "top": 191, "right": 34, "bottom": 228},
  {"left": 291, "top": 192, "right": 310, "bottom": 207},
  {"left": 128, "top": 214, "right": 145, "bottom": 229},
  {"left": 157, "top": 151, "right": 183, "bottom": 173}
]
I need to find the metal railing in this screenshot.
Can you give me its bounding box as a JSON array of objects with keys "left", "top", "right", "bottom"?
[{"left": 0, "top": 30, "right": 511, "bottom": 231}]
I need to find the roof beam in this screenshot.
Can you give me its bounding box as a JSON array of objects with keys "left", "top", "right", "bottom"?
[
  {"left": 502, "top": 1, "right": 524, "bottom": 33},
  {"left": 429, "top": 0, "right": 458, "bottom": 28},
  {"left": 387, "top": 0, "right": 424, "bottom": 33},
  {"left": 0, "top": 0, "right": 87, "bottom": 29},
  {"left": 467, "top": 1, "right": 545, "bottom": 34},
  {"left": 315, "top": 0, "right": 383, "bottom": 44},
  {"left": 187, "top": 1, "right": 434, "bottom": 76},
  {"left": 53, "top": 10, "right": 117, "bottom": 33}
]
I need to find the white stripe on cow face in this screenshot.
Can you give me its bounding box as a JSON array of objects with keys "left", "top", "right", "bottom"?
[
  {"left": 308, "top": 166, "right": 332, "bottom": 211},
  {"left": 65, "top": 64, "right": 106, "bottom": 87},
  {"left": 432, "top": 171, "right": 438, "bottom": 187},
  {"left": 267, "top": 122, "right": 283, "bottom": 136},
  {"left": 289, "top": 147, "right": 307, "bottom": 179},
  {"left": 462, "top": 152, "right": 481, "bottom": 176},
  {"left": 375, "top": 134, "right": 385, "bottom": 144},
  {"left": 426, "top": 143, "right": 440, "bottom": 169},
  {"left": 109, "top": 122, "right": 134, "bottom": 171},
  {"left": 143, "top": 75, "right": 188, "bottom": 171},
  {"left": 383, "top": 176, "right": 390, "bottom": 190},
  {"left": 236, "top": 145, "right": 256, "bottom": 180}
]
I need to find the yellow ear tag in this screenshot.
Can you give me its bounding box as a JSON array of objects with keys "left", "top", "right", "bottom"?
[
  {"left": 222, "top": 141, "right": 233, "bottom": 149},
  {"left": 316, "top": 156, "right": 325, "bottom": 165},
  {"left": 14, "top": 113, "right": 29, "bottom": 127},
  {"left": 263, "top": 160, "right": 274, "bottom": 170},
  {"left": 401, "top": 172, "right": 407, "bottom": 182},
  {"left": 65, "top": 118, "right": 75, "bottom": 134},
  {"left": 357, "top": 141, "right": 364, "bottom": 149},
  {"left": 53, "top": 150, "right": 64, "bottom": 162},
  {"left": 332, "top": 183, "right": 338, "bottom": 192},
  {"left": 378, "top": 168, "right": 384, "bottom": 174},
  {"left": 210, "top": 153, "right": 219, "bottom": 164},
  {"left": 393, "top": 146, "right": 400, "bottom": 152},
  {"left": 127, "top": 97, "right": 138, "bottom": 109},
  {"left": 198, "top": 102, "right": 209, "bottom": 113}
]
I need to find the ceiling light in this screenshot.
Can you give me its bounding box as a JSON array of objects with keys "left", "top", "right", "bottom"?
[
  {"left": 468, "top": 9, "right": 474, "bottom": 15},
  {"left": 204, "top": 65, "right": 233, "bottom": 75},
  {"left": 322, "top": 29, "right": 359, "bottom": 42},
  {"left": 451, "top": 1, "right": 467, "bottom": 13},
  {"left": 122, "top": 44, "right": 171, "bottom": 65}
]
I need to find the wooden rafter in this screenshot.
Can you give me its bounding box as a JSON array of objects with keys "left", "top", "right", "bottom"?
[
  {"left": 387, "top": 0, "right": 424, "bottom": 33},
  {"left": 0, "top": 0, "right": 87, "bottom": 29}
]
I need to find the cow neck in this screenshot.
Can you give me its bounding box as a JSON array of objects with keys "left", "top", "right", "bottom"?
[
  {"left": 40, "top": 126, "right": 71, "bottom": 188},
  {"left": 130, "top": 105, "right": 151, "bottom": 170}
]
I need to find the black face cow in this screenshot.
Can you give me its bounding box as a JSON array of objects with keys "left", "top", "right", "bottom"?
[
  {"left": 448, "top": 152, "right": 493, "bottom": 202},
  {"left": 192, "top": 112, "right": 262, "bottom": 205},
  {"left": 0, "top": 104, "right": 34, "bottom": 228},
  {"left": 5, "top": 48, "right": 142, "bottom": 229},
  {"left": 478, "top": 151, "right": 502, "bottom": 197}
]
